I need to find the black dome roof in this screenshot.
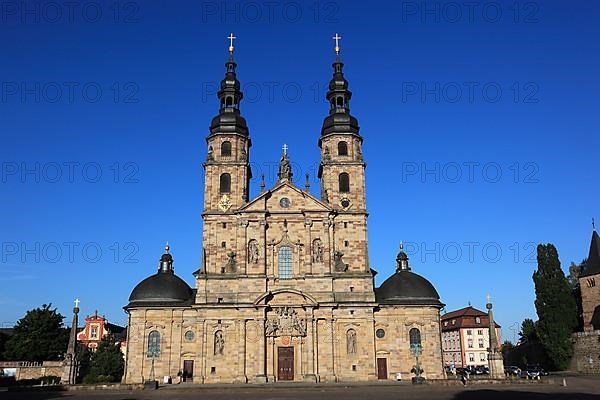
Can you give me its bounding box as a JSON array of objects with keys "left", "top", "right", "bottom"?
[
  {"left": 376, "top": 270, "right": 442, "bottom": 306},
  {"left": 128, "top": 272, "right": 193, "bottom": 306}
]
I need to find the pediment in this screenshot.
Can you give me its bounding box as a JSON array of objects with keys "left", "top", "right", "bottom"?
[{"left": 240, "top": 181, "right": 331, "bottom": 213}]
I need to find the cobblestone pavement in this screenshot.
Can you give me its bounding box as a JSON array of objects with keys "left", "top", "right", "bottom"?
[{"left": 2, "top": 376, "right": 599, "bottom": 400}]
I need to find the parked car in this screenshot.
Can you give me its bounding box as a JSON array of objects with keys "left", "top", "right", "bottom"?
[
  {"left": 523, "top": 365, "right": 548, "bottom": 379},
  {"left": 505, "top": 365, "right": 521, "bottom": 377}
]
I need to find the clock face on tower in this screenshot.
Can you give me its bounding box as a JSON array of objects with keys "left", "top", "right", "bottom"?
[
  {"left": 340, "top": 197, "right": 351, "bottom": 210},
  {"left": 218, "top": 194, "right": 232, "bottom": 212}
]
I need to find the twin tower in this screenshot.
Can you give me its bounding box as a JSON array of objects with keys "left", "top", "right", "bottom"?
[{"left": 202, "top": 35, "right": 367, "bottom": 217}]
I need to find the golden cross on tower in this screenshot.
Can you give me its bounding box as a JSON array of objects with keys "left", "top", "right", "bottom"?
[
  {"left": 74, "top": 298, "right": 80, "bottom": 308},
  {"left": 333, "top": 33, "right": 342, "bottom": 55},
  {"left": 227, "top": 33, "right": 236, "bottom": 54},
  {"left": 282, "top": 143, "right": 288, "bottom": 156}
]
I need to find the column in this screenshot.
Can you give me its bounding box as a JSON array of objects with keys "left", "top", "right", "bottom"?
[
  {"left": 305, "top": 219, "right": 313, "bottom": 275},
  {"left": 237, "top": 319, "right": 247, "bottom": 383},
  {"left": 255, "top": 317, "right": 267, "bottom": 383}
]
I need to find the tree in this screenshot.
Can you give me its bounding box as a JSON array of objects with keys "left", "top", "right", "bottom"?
[
  {"left": 532, "top": 244, "right": 578, "bottom": 370},
  {"left": 519, "top": 318, "right": 538, "bottom": 343},
  {"left": 567, "top": 260, "right": 585, "bottom": 290},
  {"left": 83, "top": 336, "right": 124, "bottom": 383},
  {"left": 0, "top": 331, "right": 8, "bottom": 357},
  {"left": 3, "top": 304, "right": 69, "bottom": 362}
]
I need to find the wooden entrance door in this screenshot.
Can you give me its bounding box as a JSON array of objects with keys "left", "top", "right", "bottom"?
[
  {"left": 277, "top": 347, "right": 294, "bottom": 381},
  {"left": 183, "top": 360, "right": 194, "bottom": 382},
  {"left": 377, "top": 358, "right": 387, "bottom": 380}
]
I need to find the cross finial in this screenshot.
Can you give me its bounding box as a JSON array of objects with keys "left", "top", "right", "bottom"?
[
  {"left": 593, "top": 217, "right": 596, "bottom": 230},
  {"left": 399, "top": 241, "right": 404, "bottom": 251},
  {"left": 333, "top": 33, "right": 342, "bottom": 55},
  {"left": 486, "top": 293, "right": 492, "bottom": 304},
  {"left": 165, "top": 241, "right": 170, "bottom": 253},
  {"left": 74, "top": 298, "right": 80, "bottom": 308},
  {"left": 227, "top": 33, "right": 236, "bottom": 54},
  {"left": 282, "top": 143, "right": 288, "bottom": 156}
]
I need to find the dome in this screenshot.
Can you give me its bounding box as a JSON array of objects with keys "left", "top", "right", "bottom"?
[
  {"left": 126, "top": 244, "right": 193, "bottom": 307},
  {"left": 210, "top": 112, "right": 248, "bottom": 136},
  {"left": 321, "top": 113, "right": 359, "bottom": 135},
  {"left": 128, "top": 272, "right": 193, "bottom": 306},
  {"left": 376, "top": 270, "right": 442, "bottom": 306}
]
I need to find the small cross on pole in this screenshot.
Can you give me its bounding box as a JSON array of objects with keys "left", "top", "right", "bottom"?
[
  {"left": 227, "top": 33, "right": 236, "bottom": 54},
  {"left": 74, "top": 298, "right": 80, "bottom": 308},
  {"left": 593, "top": 217, "right": 596, "bottom": 230},
  {"left": 333, "top": 33, "right": 342, "bottom": 55},
  {"left": 486, "top": 293, "right": 491, "bottom": 304},
  {"left": 282, "top": 144, "right": 288, "bottom": 156}
]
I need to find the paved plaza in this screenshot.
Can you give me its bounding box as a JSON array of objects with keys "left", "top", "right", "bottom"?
[{"left": 2, "top": 376, "right": 600, "bottom": 400}]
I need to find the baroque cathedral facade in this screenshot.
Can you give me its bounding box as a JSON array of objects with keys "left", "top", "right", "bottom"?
[{"left": 123, "top": 40, "right": 445, "bottom": 384}]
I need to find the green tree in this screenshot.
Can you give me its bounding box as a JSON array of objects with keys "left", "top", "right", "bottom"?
[
  {"left": 83, "top": 336, "right": 124, "bottom": 383},
  {"left": 0, "top": 331, "right": 8, "bottom": 357},
  {"left": 532, "top": 244, "right": 578, "bottom": 370},
  {"left": 519, "top": 318, "right": 538, "bottom": 343},
  {"left": 3, "top": 304, "right": 69, "bottom": 361}
]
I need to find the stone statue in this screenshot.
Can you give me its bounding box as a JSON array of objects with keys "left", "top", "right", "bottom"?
[
  {"left": 347, "top": 329, "right": 357, "bottom": 354},
  {"left": 248, "top": 240, "right": 259, "bottom": 264},
  {"left": 278, "top": 154, "right": 292, "bottom": 181},
  {"left": 206, "top": 146, "right": 214, "bottom": 161},
  {"left": 225, "top": 251, "right": 237, "bottom": 273},
  {"left": 265, "top": 319, "right": 279, "bottom": 336},
  {"left": 312, "top": 239, "right": 323, "bottom": 263},
  {"left": 214, "top": 330, "right": 224, "bottom": 355},
  {"left": 240, "top": 148, "right": 247, "bottom": 161},
  {"left": 324, "top": 146, "right": 330, "bottom": 161},
  {"left": 356, "top": 143, "right": 363, "bottom": 161},
  {"left": 334, "top": 250, "right": 347, "bottom": 272}
]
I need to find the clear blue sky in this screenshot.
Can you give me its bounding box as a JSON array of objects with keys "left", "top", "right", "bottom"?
[{"left": 1, "top": 1, "right": 599, "bottom": 342}]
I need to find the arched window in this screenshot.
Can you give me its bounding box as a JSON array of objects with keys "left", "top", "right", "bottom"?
[
  {"left": 409, "top": 328, "right": 421, "bottom": 347},
  {"left": 338, "top": 141, "right": 348, "bottom": 156},
  {"left": 147, "top": 330, "right": 160, "bottom": 357},
  {"left": 339, "top": 172, "right": 350, "bottom": 193},
  {"left": 219, "top": 173, "right": 231, "bottom": 193},
  {"left": 221, "top": 141, "right": 232, "bottom": 157},
  {"left": 225, "top": 96, "right": 233, "bottom": 108},
  {"left": 336, "top": 96, "right": 344, "bottom": 108},
  {"left": 278, "top": 246, "right": 292, "bottom": 279}
]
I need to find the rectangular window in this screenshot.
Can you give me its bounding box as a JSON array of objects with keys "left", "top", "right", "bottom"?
[
  {"left": 468, "top": 339, "right": 473, "bottom": 348},
  {"left": 469, "top": 353, "right": 475, "bottom": 362},
  {"left": 480, "top": 353, "right": 486, "bottom": 361},
  {"left": 90, "top": 326, "right": 98, "bottom": 339},
  {"left": 478, "top": 330, "right": 483, "bottom": 335},
  {"left": 478, "top": 339, "right": 484, "bottom": 348},
  {"left": 467, "top": 330, "right": 472, "bottom": 335},
  {"left": 278, "top": 246, "right": 293, "bottom": 279}
]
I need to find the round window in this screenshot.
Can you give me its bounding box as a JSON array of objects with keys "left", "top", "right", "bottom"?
[
  {"left": 376, "top": 328, "right": 385, "bottom": 339},
  {"left": 279, "top": 197, "right": 291, "bottom": 208},
  {"left": 184, "top": 330, "right": 195, "bottom": 342}
]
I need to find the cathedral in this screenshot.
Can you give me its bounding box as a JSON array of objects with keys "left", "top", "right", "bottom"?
[{"left": 123, "top": 37, "right": 445, "bottom": 384}]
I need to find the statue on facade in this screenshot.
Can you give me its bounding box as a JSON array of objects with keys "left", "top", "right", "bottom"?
[
  {"left": 334, "top": 251, "right": 347, "bottom": 272},
  {"left": 346, "top": 329, "right": 357, "bottom": 354},
  {"left": 278, "top": 144, "right": 293, "bottom": 182},
  {"left": 225, "top": 251, "right": 237, "bottom": 273},
  {"left": 312, "top": 239, "right": 323, "bottom": 263},
  {"left": 248, "top": 240, "right": 259, "bottom": 264},
  {"left": 214, "top": 330, "right": 224, "bottom": 355}
]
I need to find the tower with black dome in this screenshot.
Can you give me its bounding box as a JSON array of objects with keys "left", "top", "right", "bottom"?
[{"left": 203, "top": 34, "right": 252, "bottom": 213}]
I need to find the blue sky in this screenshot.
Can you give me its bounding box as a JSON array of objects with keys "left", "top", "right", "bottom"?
[{"left": 1, "top": 1, "right": 599, "bottom": 342}]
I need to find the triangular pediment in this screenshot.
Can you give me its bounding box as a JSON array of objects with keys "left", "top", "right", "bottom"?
[{"left": 239, "top": 181, "right": 332, "bottom": 213}]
